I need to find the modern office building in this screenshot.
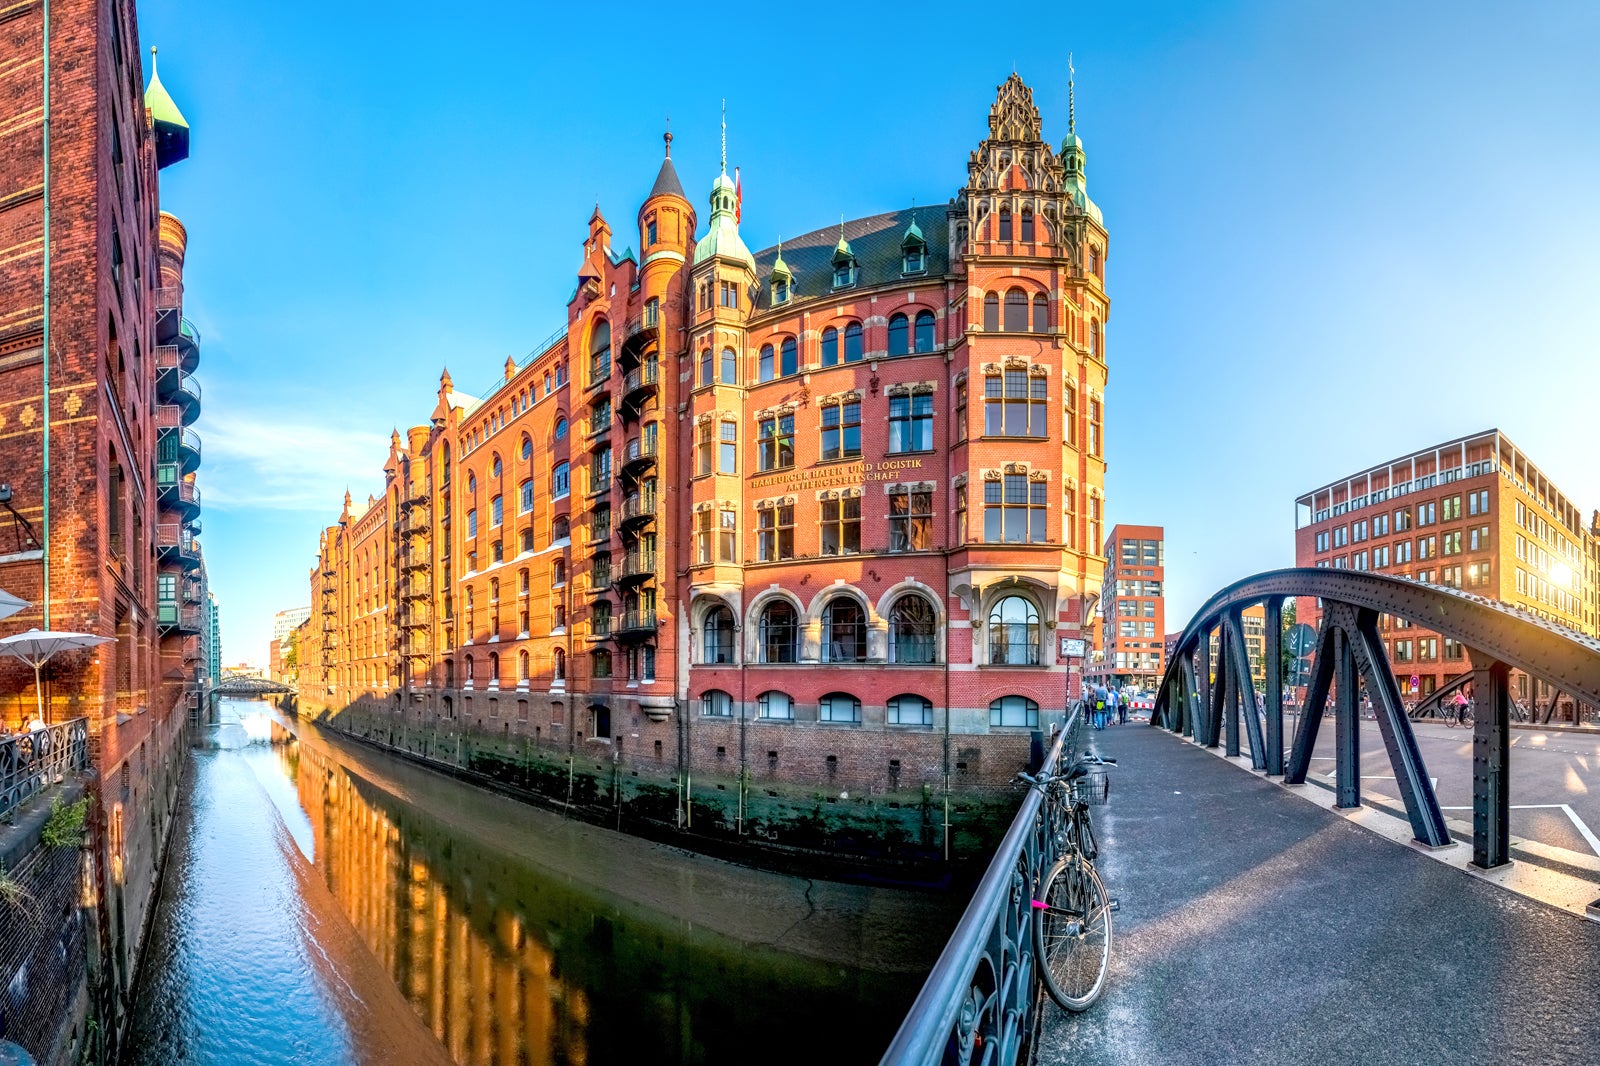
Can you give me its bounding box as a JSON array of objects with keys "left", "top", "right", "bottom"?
[
  {"left": 0, "top": 0, "right": 203, "bottom": 1051},
  {"left": 300, "top": 74, "right": 1113, "bottom": 790},
  {"left": 1087, "top": 524, "right": 1165, "bottom": 691},
  {"left": 1294, "top": 429, "right": 1599, "bottom": 706}
]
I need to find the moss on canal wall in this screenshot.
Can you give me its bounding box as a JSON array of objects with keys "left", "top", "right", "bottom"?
[{"left": 314, "top": 707, "right": 1020, "bottom": 886}]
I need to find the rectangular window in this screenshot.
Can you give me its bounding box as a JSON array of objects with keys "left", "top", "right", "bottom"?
[
  {"left": 955, "top": 382, "right": 968, "bottom": 443},
  {"left": 1442, "top": 495, "right": 1461, "bottom": 521},
  {"left": 467, "top": 509, "right": 478, "bottom": 538},
  {"left": 956, "top": 485, "right": 968, "bottom": 544},
  {"left": 1441, "top": 565, "right": 1462, "bottom": 588},
  {"left": 1467, "top": 489, "right": 1489, "bottom": 516},
  {"left": 1396, "top": 540, "right": 1412, "bottom": 563},
  {"left": 758, "top": 414, "right": 795, "bottom": 471},
  {"left": 1064, "top": 382, "right": 1078, "bottom": 447},
  {"left": 720, "top": 348, "right": 738, "bottom": 384},
  {"left": 984, "top": 372, "right": 1048, "bottom": 437},
  {"left": 1373, "top": 545, "right": 1390, "bottom": 568},
  {"left": 983, "top": 474, "right": 1048, "bottom": 543},
  {"left": 719, "top": 508, "right": 737, "bottom": 562},
  {"left": 889, "top": 490, "right": 934, "bottom": 552},
  {"left": 1333, "top": 526, "right": 1348, "bottom": 548},
  {"left": 1315, "top": 531, "right": 1329, "bottom": 553},
  {"left": 1442, "top": 530, "right": 1461, "bottom": 555},
  {"left": 590, "top": 449, "right": 611, "bottom": 495},
  {"left": 1418, "top": 501, "right": 1437, "bottom": 526},
  {"left": 491, "top": 495, "right": 503, "bottom": 527},
  {"left": 697, "top": 420, "right": 713, "bottom": 477},
  {"left": 757, "top": 503, "right": 795, "bottom": 561},
  {"left": 1419, "top": 535, "right": 1437, "bottom": 560},
  {"left": 1470, "top": 525, "right": 1490, "bottom": 551},
  {"left": 820, "top": 401, "right": 862, "bottom": 461},
  {"left": 519, "top": 480, "right": 534, "bottom": 513},
  {"left": 718, "top": 420, "right": 738, "bottom": 474},
  {"left": 696, "top": 510, "right": 712, "bottom": 565},
  {"left": 1353, "top": 520, "right": 1367, "bottom": 542},
  {"left": 1445, "top": 638, "right": 1464, "bottom": 660},
  {"left": 1088, "top": 399, "right": 1101, "bottom": 456},
  {"left": 1394, "top": 508, "right": 1412, "bottom": 532},
  {"left": 820, "top": 496, "right": 861, "bottom": 555},
  {"left": 719, "top": 280, "right": 739, "bottom": 309},
  {"left": 888, "top": 394, "right": 934, "bottom": 453},
  {"left": 1063, "top": 486, "right": 1077, "bottom": 550},
  {"left": 1373, "top": 513, "right": 1389, "bottom": 536}
]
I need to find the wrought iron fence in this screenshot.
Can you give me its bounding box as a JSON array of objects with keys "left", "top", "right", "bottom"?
[
  {"left": 0, "top": 717, "right": 89, "bottom": 821},
  {"left": 880, "top": 702, "right": 1084, "bottom": 1066}
]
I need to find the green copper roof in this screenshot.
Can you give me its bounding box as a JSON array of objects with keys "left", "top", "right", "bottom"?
[
  {"left": 901, "top": 217, "right": 924, "bottom": 248},
  {"left": 832, "top": 233, "right": 853, "bottom": 262},
  {"left": 770, "top": 246, "right": 791, "bottom": 279},
  {"left": 692, "top": 171, "right": 753, "bottom": 269},
  {"left": 145, "top": 49, "right": 189, "bottom": 169}
]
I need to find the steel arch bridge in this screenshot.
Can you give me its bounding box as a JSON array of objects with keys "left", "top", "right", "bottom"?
[
  {"left": 211, "top": 675, "right": 295, "bottom": 698},
  {"left": 1152, "top": 567, "right": 1600, "bottom": 868}
]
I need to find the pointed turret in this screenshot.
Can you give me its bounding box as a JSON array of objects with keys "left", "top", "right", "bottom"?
[
  {"left": 830, "top": 220, "right": 857, "bottom": 288},
  {"left": 1060, "top": 57, "right": 1102, "bottom": 225},
  {"left": 693, "top": 107, "right": 754, "bottom": 269},
  {"left": 144, "top": 47, "right": 190, "bottom": 169},
  {"left": 648, "top": 130, "right": 686, "bottom": 201}
]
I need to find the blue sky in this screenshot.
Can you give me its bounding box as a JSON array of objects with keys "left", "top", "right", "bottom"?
[{"left": 137, "top": 0, "right": 1600, "bottom": 666}]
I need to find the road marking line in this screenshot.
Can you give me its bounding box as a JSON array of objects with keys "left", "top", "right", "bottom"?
[{"left": 1434, "top": 805, "right": 1600, "bottom": 859}]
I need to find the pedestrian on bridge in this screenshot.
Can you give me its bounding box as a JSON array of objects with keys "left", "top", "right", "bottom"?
[
  {"left": 1092, "top": 684, "right": 1109, "bottom": 730},
  {"left": 1117, "top": 690, "right": 1128, "bottom": 726}
]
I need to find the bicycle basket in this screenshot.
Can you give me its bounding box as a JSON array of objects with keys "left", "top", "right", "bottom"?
[{"left": 1071, "top": 770, "right": 1109, "bottom": 806}]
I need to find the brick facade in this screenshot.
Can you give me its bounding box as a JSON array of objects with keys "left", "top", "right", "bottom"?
[
  {"left": 301, "top": 76, "right": 1110, "bottom": 793},
  {"left": 1087, "top": 523, "right": 1165, "bottom": 690},
  {"left": 0, "top": 0, "right": 204, "bottom": 1049}
]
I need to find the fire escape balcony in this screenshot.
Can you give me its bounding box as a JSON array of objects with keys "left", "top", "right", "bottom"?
[
  {"left": 621, "top": 362, "right": 659, "bottom": 411},
  {"left": 401, "top": 475, "right": 432, "bottom": 507},
  {"left": 156, "top": 359, "right": 202, "bottom": 424},
  {"left": 587, "top": 416, "right": 612, "bottom": 450},
  {"left": 156, "top": 417, "right": 202, "bottom": 475},
  {"left": 616, "top": 551, "right": 656, "bottom": 586},
  {"left": 155, "top": 286, "right": 182, "bottom": 343},
  {"left": 621, "top": 311, "right": 659, "bottom": 353},
  {"left": 620, "top": 493, "right": 656, "bottom": 528},
  {"left": 615, "top": 608, "right": 658, "bottom": 638},
  {"left": 156, "top": 522, "right": 201, "bottom": 571},
  {"left": 157, "top": 474, "right": 202, "bottom": 522},
  {"left": 621, "top": 435, "right": 657, "bottom": 476},
  {"left": 181, "top": 576, "right": 204, "bottom": 605},
  {"left": 174, "top": 318, "right": 201, "bottom": 373},
  {"left": 157, "top": 602, "right": 203, "bottom": 635}
]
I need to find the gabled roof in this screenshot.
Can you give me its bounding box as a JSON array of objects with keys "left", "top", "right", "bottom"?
[{"left": 750, "top": 207, "right": 948, "bottom": 310}]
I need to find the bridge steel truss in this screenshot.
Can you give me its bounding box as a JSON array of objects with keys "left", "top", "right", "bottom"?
[{"left": 1153, "top": 568, "right": 1600, "bottom": 874}]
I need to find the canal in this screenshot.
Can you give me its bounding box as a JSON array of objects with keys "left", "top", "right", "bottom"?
[{"left": 124, "top": 699, "right": 961, "bottom": 1065}]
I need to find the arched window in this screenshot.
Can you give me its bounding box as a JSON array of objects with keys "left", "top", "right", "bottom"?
[
  {"left": 553, "top": 648, "right": 566, "bottom": 680},
  {"left": 888, "top": 694, "right": 933, "bottom": 726},
  {"left": 491, "top": 454, "right": 503, "bottom": 479},
  {"left": 554, "top": 417, "right": 568, "bottom": 440},
  {"left": 1032, "top": 294, "right": 1049, "bottom": 333},
  {"left": 519, "top": 479, "right": 533, "bottom": 514},
  {"left": 589, "top": 319, "right": 611, "bottom": 383},
  {"left": 518, "top": 650, "right": 529, "bottom": 680},
  {"left": 553, "top": 604, "right": 566, "bottom": 629},
  {"left": 822, "top": 598, "right": 866, "bottom": 663},
  {"left": 1090, "top": 319, "right": 1102, "bottom": 359},
  {"left": 468, "top": 472, "right": 477, "bottom": 496},
  {"left": 887, "top": 313, "right": 909, "bottom": 356},
  {"left": 913, "top": 311, "right": 936, "bottom": 353},
  {"left": 998, "top": 206, "right": 1013, "bottom": 241},
  {"left": 701, "top": 689, "right": 733, "bottom": 717},
  {"left": 552, "top": 558, "right": 566, "bottom": 585},
  {"left": 720, "top": 347, "right": 738, "bottom": 384},
  {"left": 843, "top": 322, "right": 863, "bottom": 362},
  {"left": 759, "top": 344, "right": 775, "bottom": 382},
  {"left": 780, "top": 337, "right": 798, "bottom": 376},
  {"left": 1004, "top": 288, "right": 1029, "bottom": 332},
  {"left": 758, "top": 601, "right": 798, "bottom": 663},
  {"left": 990, "top": 695, "right": 1039, "bottom": 728},
  {"left": 703, "top": 604, "right": 735, "bottom": 664},
  {"left": 488, "top": 652, "right": 499, "bottom": 685},
  {"left": 1020, "top": 208, "right": 1035, "bottom": 242},
  {"left": 552, "top": 515, "right": 570, "bottom": 542},
  {"left": 464, "top": 654, "right": 475, "bottom": 686},
  {"left": 1090, "top": 245, "right": 1101, "bottom": 278},
  {"left": 699, "top": 348, "right": 713, "bottom": 386},
  {"left": 552, "top": 461, "right": 570, "bottom": 498},
  {"left": 983, "top": 293, "right": 999, "bottom": 332},
  {"left": 989, "top": 596, "right": 1040, "bottom": 665},
  {"left": 440, "top": 442, "right": 452, "bottom": 485},
  {"left": 819, "top": 692, "right": 862, "bottom": 723},
  {"left": 591, "top": 648, "right": 611, "bottom": 678},
  {"left": 445, "top": 658, "right": 455, "bottom": 686},
  {"left": 521, "top": 436, "right": 532, "bottom": 461},
  {"left": 758, "top": 691, "right": 793, "bottom": 719},
  {"left": 888, "top": 594, "right": 937, "bottom": 664},
  {"left": 820, "top": 326, "right": 839, "bottom": 366}
]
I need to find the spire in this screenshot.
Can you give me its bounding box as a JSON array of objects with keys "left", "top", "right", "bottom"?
[
  {"left": 771, "top": 237, "right": 791, "bottom": 280},
  {"left": 1068, "top": 53, "right": 1076, "bottom": 136},
  {"left": 693, "top": 102, "right": 753, "bottom": 269},
  {"left": 144, "top": 46, "right": 190, "bottom": 169},
  {"left": 720, "top": 99, "right": 727, "bottom": 174},
  {"left": 647, "top": 124, "right": 686, "bottom": 202}
]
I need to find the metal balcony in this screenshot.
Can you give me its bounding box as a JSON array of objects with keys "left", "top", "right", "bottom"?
[
  {"left": 623, "top": 311, "right": 659, "bottom": 348},
  {"left": 401, "top": 475, "right": 431, "bottom": 506},
  {"left": 176, "top": 318, "right": 201, "bottom": 371},
  {"left": 622, "top": 435, "right": 658, "bottom": 475},
  {"left": 617, "top": 551, "right": 656, "bottom": 585},
  {"left": 620, "top": 494, "right": 657, "bottom": 527},
  {"left": 157, "top": 473, "right": 202, "bottom": 521},
  {"left": 616, "top": 608, "right": 658, "bottom": 638},
  {"left": 621, "top": 362, "right": 659, "bottom": 409},
  {"left": 156, "top": 287, "right": 182, "bottom": 343},
  {"left": 156, "top": 522, "right": 201, "bottom": 571},
  {"left": 157, "top": 421, "right": 202, "bottom": 475},
  {"left": 157, "top": 602, "right": 203, "bottom": 634}
]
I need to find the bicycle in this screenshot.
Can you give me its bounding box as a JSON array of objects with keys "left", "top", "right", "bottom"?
[{"left": 1017, "top": 752, "right": 1118, "bottom": 1012}]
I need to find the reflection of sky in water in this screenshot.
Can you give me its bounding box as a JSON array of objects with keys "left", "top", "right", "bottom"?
[{"left": 217, "top": 702, "right": 316, "bottom": 861}]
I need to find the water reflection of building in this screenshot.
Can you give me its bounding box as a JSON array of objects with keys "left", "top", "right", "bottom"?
[
  {"left": 275, "top": 725, "right": 916, "bottom": 1064},
  {"left": 300, "top": 74, "right": 1113, "bottom": 794}
]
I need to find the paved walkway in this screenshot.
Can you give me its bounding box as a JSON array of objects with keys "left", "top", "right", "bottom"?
[{"left": 1035, "top": 725, "right": 1600, "bottom": 1065}]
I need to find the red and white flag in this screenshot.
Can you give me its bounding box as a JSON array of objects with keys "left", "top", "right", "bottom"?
[{"left": 734, "top": 167, "right": 742, "bottom": 223}]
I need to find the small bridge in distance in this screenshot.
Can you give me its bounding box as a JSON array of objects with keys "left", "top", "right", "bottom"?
[{"left": 204, "top": 674, "right": 295, "bottom": 723}]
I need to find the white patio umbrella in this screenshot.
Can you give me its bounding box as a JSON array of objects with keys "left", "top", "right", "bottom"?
[
  {"left": 0, "top": 629, "right": 114, "bottom": 726},
  {"left": 0, "top": 588, "right": 28, "bottom": 621}
]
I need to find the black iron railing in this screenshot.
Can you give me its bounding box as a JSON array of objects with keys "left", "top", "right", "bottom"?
[
  {"left": 0, "top": 717, "right": 89, "bottom": 821},
  {"left": 880, "top": 703, "right": 1084, "bottom": 1066}
]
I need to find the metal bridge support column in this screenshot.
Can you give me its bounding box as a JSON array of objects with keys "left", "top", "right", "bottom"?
[
  {"left": 1334, "top": 626, "right": 1360, "bottom": 810},
  {"left": 1194, "top": 636, "right": 1214, "bottom": 746},
  {"left": 1352, "top": 609, "right": 1450, "bottom": 847},
  {"left": 1263, "top": 598, "right": 1284, "bottom": 775},
  {"left": 1285, "top": 616, "right": 1336, "bottom": 785},
  {"left": 1180, "top": 652, "right": 1201, "bottom": 739},
  {"left": 1223, "top": 623, "right": 1241, "bottom": 758},
  {"left": 1227, "top": 609, "right": 1267, "bottom": 770},
  {"left": 1471, "top": 657, "right": 1511, "bottom": 869},
  {"left": 1206, "top": 629, "right": 1226, "bottom": 749}
]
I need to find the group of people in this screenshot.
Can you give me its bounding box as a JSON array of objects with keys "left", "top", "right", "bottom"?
[{"left": 1090, "top": 684, "right": 1129, "bottom": 730}]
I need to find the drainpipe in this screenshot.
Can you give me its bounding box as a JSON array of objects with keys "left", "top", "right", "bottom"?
[{"left": 40, "top": 0, "right": 51, "bottom": 628}]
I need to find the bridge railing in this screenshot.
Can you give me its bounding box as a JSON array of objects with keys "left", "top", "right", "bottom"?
[
  {"left": 0, "top": 717, "right": 89, "bottom": 821},
  {"left": 880, "top": 702, "right": 1084, "bottom": 1066}
]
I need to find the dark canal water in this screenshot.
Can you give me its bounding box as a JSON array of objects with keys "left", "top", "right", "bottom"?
[{"left": 123, "top": 700, "right": 959, "bottom": 1065}]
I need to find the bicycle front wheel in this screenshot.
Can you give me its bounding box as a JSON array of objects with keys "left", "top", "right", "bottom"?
[{"left": 1033, "top": 854, "right": 1113, "bottom": 1011}]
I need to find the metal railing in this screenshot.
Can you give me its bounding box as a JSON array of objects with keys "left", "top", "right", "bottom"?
[
  {"left": 619, "top": 551, "right": 657, "bottom": 581},
  {"left": 0, "top": 717, "right": 89, "bottom": 821},
  {"left": 155, "top": 286, "right": 181, "bottom": 312},
  {"left": 617, "top": 608, "right": 657, "bottom": 634},
  {"left": 881, "top": 703, "right": 1083, "bottom": 1066},
  {"left": 621, "top": 494, "right": 657, "bottom": 523},
  {"left": 623, "top": 362, "right": 659, "bottom": 394}
]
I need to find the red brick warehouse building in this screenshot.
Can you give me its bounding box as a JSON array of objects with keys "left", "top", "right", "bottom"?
[{"left": 301, "top": 73, "right": 1112, "bottom": 792}]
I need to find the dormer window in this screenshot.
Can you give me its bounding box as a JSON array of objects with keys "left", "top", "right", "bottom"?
[
  {"left": 774, "top": 277, "right": 789, "bottom": 304},
  {"left": 903, "top": 246, "right": 923, "bottom": 274},
  {"left": 833, "top": 260, "right": 854, "bottom": 288}
]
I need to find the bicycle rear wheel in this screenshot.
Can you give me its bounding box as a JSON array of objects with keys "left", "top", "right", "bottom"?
[{"left": 1033, "top": 854, "right": 1113, "bottom": 1011}]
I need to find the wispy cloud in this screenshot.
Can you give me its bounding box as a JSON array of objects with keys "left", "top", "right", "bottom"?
[{"left": 200, "top": 401, "right": 393, "bottom": 513}]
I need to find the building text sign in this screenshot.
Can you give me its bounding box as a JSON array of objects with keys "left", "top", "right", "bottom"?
[{"left": 751, "top": 458, "right": 925, "bottom": 492}]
